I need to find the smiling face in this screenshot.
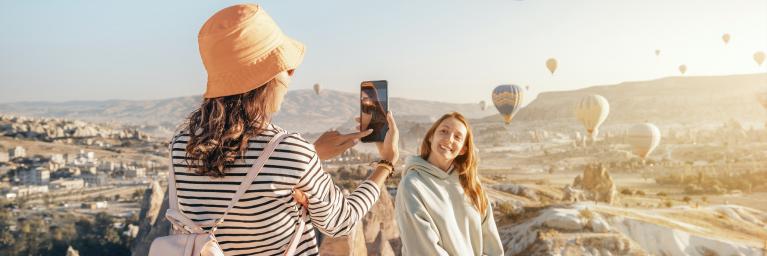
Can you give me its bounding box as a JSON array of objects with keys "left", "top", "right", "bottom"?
[{"left": 426, "top": 117, "right": 468, "bottom": 169}]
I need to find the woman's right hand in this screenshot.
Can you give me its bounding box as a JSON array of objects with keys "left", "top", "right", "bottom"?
[{"left": 375, "top": 112, "right": 399, "bottom": 165}]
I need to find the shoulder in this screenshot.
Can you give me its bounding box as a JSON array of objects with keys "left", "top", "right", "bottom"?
[
  {"left": 267, "top": 126, "right": 317, "bottom": 161},
  {"left": 398, "top": 170, "right": 427, "bottom": 194},
  {"left": 169, "top": 130, "right": 191, "bottom": 148}
]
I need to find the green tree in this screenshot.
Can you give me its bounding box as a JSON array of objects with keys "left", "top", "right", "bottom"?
[
  {"left": 0, "top": 210, "right": 15, "bottom": 251},
  {"left": 18, "top": 217, "right": 52, "bottom": 255},
  {"left": 132, "top": 189, "right": 143, "bottom": 200}
]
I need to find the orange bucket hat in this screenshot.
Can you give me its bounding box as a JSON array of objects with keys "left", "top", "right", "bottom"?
[{"left": 198, "top": 4, "right": 305, "bottom": 98}]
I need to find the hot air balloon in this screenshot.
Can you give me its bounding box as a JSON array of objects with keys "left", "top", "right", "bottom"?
[
  {"left": 492, "top": 84, "right": 524, "bottom": 125},
  {"left": 655, "top": 49, "right": 661, "bottom": 56},
  {"left": 626, "top": 123, "right": 661, "bottom": 159},
  {"left": 479, "top": 100, "right": 487, "bottom": 111},
  {"left": 678, "top": 65, "right": 687, "bottom": 75},
  {"left": 722, "top": 33, "right": 730, "bottom": 45},
  {"left": 754, "top": 51, "right": 765, "bottom": 66},
  {"left": 313, "top": 83, "right": 321, "bottom": 95},
  {"left": 575, "top": 95, "right": 610, "bottom": 140},
  {"left": 546, "top": 58, "right": 558, "bottom": 75},
  {"left": 525, "top": 85, "right": 530, "bottom": 91}
]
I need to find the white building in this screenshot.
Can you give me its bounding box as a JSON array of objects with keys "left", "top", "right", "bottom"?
[
  {"left": 81, "top": 172, "right": 108, "bottom": 187},
  {"left": 72, "top": 150, "right": 97, "bottom": 166},
  {"left": 99, "top": 161, "right": 115, "bottom": 172},
  {"left": 81, "top": 201, "right": 108, "bottom": 209},
  {"left": 50, "top": 154, "right": 65, "bottom": 164},
  {"left": 10, "top": 185, "right": 49, "bottom": 197},
  {"left": 49, "top": 178, "right": 85, "bottom": 190},
  {"left": 9, "top": 146, "right": 25, "bottom": 158},
  {"left": 125, "top": 167, "right": 146, "bottom": 178},
  {"left": 64, "top": 153, "right": 76, "bottom": 164}
]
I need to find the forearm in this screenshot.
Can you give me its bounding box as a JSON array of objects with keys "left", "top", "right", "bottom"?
[{"left": 366, "top": 165, "right": 391, "bottom": 190}]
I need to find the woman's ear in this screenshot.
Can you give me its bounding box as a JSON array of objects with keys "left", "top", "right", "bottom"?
[{"left": 458, "top": 146, "right": 468, "bottom": 155}]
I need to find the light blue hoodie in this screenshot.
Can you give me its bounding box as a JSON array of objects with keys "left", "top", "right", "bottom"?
[{"left": 395, "top": 156, "right": 504, "bottom": 256}]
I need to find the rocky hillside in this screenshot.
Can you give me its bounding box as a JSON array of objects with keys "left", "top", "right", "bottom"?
[
  {"left": 482, "top": 73, "right": 767, "bottom": 127},
  {"left": 0, "top": 114, "right": 149, "bottom": 141},
  {"left": 500, "top": 203, "right": 767, "bottom": 256}
]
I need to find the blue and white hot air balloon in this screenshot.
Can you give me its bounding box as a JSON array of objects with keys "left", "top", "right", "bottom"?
[{"left": 492, "top": 84, "right": 524, "bottom": 125}]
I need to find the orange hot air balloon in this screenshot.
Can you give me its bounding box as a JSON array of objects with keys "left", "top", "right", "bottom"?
[
  {"left": 313, "top": 83, "right": 321, "bottom": 95},
  {"left": 754, "top": 51, "right": 765, "bottom": 66},
  {"left": 546, "top": 58, "right": 558, "bottom": 75},
  {"left": 722, "top": 33, "right": 731, "bottom": 45}
]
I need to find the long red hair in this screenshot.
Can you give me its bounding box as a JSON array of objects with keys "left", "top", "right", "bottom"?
[{"left": 419, "top": 112, "right": 488, "bottom": 216}]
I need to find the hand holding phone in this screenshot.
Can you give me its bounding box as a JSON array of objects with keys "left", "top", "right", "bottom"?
[{"left": 360, "top": 80, "right": 389, "bottom": 143}]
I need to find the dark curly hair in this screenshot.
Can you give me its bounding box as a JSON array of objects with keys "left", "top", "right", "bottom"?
[{"left": 183, "top": 80, "right": 279, "bottom": 177}]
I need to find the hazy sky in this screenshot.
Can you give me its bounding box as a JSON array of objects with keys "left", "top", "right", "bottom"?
[{"left": 1, "top": 0, "right": 766, "bottom": 104}]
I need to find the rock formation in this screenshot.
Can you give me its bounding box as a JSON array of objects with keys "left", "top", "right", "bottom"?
[
  {"left": 131, "top": 188, "right": 170, "bottom": 256},
  {"left": 318, "top": 223, "right": 368, "bottom": 256},
  {"left": 573, "top": 163, "right": 617, "bottom": 204},
  {"left": 362, "top": 191, "right": 400, "bottom": 255}
]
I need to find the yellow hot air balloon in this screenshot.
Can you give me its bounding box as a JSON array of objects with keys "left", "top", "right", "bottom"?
[
  {"left": 546, "top": 58, "right": 558, "bottom": 75},
  {"left": 626, "top": 123, "right": 661, "bottom": 159},
  {"left": 575, "top": 95, "right": 610, "bottom": 140},
  {"left": 722, "top": 33, "right": 730, "bottom": 45},
  {"left": 655, "top": 49, "right": 661, "bottom": 56},
  {"left": 678, "top": 65, "right": 687, "bottom": 75},
  {"left": 754, "top": 51, "right": 765, "bottom": 66},
  {"left": 313, "top": 83, "right": 321, "bottom": 95}
]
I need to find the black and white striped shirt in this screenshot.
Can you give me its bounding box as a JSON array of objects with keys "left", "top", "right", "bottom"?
[{"left": 170, "top": 124, "right": 381, "bottom": 256}]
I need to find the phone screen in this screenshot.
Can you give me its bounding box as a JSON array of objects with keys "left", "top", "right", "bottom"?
[{"left": 360, "top": 80, "right": 389, "bottom": 142}]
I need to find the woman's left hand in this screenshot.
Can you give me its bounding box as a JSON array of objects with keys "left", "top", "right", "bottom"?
[
  {"left": 293, "top": 189, "right": 308, "bottom": 209},
  {"left": 313, "top": 129, "right": 373, "bottom": 160}
]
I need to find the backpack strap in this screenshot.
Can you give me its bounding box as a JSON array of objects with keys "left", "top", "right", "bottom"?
[
  {"left": 167, "top": 134, "right": 213, "bottom": 233},
  {"left": 211, "top": 131, "right": 290, "bottom": 230},
  {"left": 166, "top": 131, "right": 289, "bottom": 232},
  {"left": 284, "top": 207, "right": 307, "bottom": 256},
  {"left": 167, "top": 135, "right": 181, "bottom": 212}
]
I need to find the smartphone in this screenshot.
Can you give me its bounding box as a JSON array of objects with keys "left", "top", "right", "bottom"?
[{"left": 360, "top": 80, "right": 389, "bottom": 142}]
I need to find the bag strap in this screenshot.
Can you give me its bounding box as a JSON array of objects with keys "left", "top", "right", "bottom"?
[
  {"left": 212, "top": 131, "right": 290, "bottom": 229},
  {"left": 284, "top": 207, "right": 307, "bottom": 256},
  {"left": 167, "top": 130, "right": 289, "bottom": 229},
  {"left": 168, "top": 135, "right": 181, "bottom": 211}
]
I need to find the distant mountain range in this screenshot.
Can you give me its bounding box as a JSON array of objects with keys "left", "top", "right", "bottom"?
[
  {"left": 0, "top": 89, "right": 488, "bottom": 134},
  {"left": 482, "top": 73, "right": 767, "bottom": 128},
  {"left": 2, "top": 73, "right": 766, "bottom": 137}
]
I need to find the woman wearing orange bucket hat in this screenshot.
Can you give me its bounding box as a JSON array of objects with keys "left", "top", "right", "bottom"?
[{"left": 166, "top": 4, "right": 399, "bottom": 255}]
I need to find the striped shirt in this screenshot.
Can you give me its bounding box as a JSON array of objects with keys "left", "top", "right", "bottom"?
[{"left": 170, "top": 124, "right": 381, "bottom": 256}]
